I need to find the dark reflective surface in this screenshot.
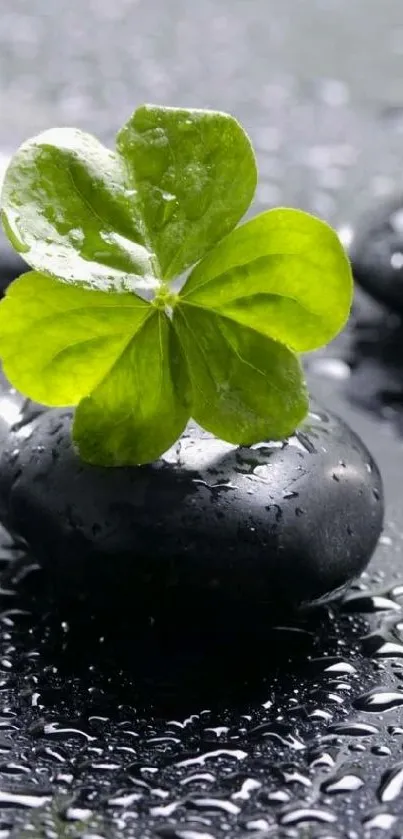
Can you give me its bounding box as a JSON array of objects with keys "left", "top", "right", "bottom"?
[{"left": 1, "top": 491, "right": 403, "bottom": 839}]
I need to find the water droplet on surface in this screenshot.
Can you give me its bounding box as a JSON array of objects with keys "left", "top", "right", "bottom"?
[
  {"left": 354, "top": 688, "right": 403, "bottom": 712},
  {"left": 311, "top": 656, "right": 357, "bottom": 675},
  {"left": 249, "top": 721, "right": 305, "bottom": 751},
  {"left": 338, "top": 224, "right": 355, "bottom": 248},
  {"left": 280, "top": 807, "right": 336, "bottom": 825},
  {"left": 372, "top": 744, "right": 392, "bottom": 757},
  {"left": 377, "top": 763, "right": 403, "bottom": 802},
  {"left": 309, "top": 708, "right": 333, "bottom": 721},
  {"left": 180, "top": 772, "right": 215, "bottom": 787},
  {"left": 231, "top": 778, "right": 261, "bottom": 800},
  {"left": 0, "top": 789, "right": 51, "bottom": 808},
  {"left": 373, "top": 641, "right": 403, "bottom": 658},
  {"left": 108, "top": 792, "right": 143, "bottom": 807},
  {"left": 175, "top": 749, "right": 247, "bottom": 768},
  {"left": 191, "top": 478, "right": 236, "bottom": 493},
  {"left": 342, "top": 593, "right": 401, "bottom": 613},
  {"left": 294, "top": 431, "right": 317, "bottom": 454},
  {"left": 65, "top": 806, "right": 93, "bottom": 821},
  {"left": 328, "top": 722, "right": 379, "bottom": 736},
  {"left": 391, "top": 251, "right": 403, "bottom": 270},
  {"left": 310, "top": 357, "right": 351, "bottom": 381},
  {"left": 362, "top": 811, "right": 396, "bottom": 831},
  {"left": 388, "top": 725, "right": 403, "bottom": 736},
  {"left": 187, "top": 797, "right": 241, "bottom": 815},
  {"left": 244, "top": 818, "right": 273, "bottom": 833},
  {"left": 321, "top": 772, "right": 364, "bottom": 794},
  {"left": 308, "top": 749, "right": 335, "bottom": 769},
  {"left": 266, "top": 789, "right": 291, "bottom": 804},
  {"left": 41, "top": 723, "right": 97, "bottom": 741}
]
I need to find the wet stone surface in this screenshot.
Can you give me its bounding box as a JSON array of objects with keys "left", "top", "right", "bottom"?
[
  {"left": 0, "top": 398, "right": 383, "bottom": 625},
  {"left": 1, "top": 0, "right": 403, "bottom": 836}
]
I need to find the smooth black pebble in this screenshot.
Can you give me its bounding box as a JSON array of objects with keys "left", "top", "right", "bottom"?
[
  {"left": 0, "top": 381, "right": 383, "bottom": 630},
  {"left": 350, "top": 195, "right": 403, "bottom": 313}
]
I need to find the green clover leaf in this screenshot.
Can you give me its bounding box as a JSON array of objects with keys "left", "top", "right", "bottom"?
[
  {"left": 73, "top": 307, "right": 190, "bottom": 466},
  {"left": 1, "top": 105, "right": 256, "bottom": 291},
  {"left": 180, "top": 208, "right": 352, "bottom": 352},
  {"left": 0, "top": 271, "right": 153, "bottom": 406},
  {"left": 0, "top": 104, "right": 353, "bottom": 466},
  {"left": 173, "top": 304, "right": 308, "bottom": 445}
]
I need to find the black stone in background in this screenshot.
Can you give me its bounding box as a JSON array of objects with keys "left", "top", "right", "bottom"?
[
  {"left": 350, "top": 196, "right": 403, "bottom": 314},
  {"left": 321, "top": 286, "right": 403, "bottom": 440}
]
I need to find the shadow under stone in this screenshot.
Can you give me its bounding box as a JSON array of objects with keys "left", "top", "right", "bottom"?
[{"left": 5, "top": 553, "right": 368, "bottom": 718}]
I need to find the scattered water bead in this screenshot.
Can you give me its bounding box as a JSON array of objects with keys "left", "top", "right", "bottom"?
[
  {"left": 266, "top": 790, "right": 291, "bottom": 804},
  {"left": 327, "top": 722, "right": 379, "bottom": 737},
  {"left": 362, "top": 811, "right": 397, "bottom": 831},
  {"left": 321, "top": 771, "right": 364, "bottom": 794},
  {"left": 387, "top": 725, "right": 403, "bottom": 736},
  {"left": 249, "top": 721, "right": 305, "bottom": 750},
  {"left": 0, "top": 789, "right": 52, "bottom": 808},
  {"left": 307, "top": 748, "right": 336, "bottom": 769},
  {"left": 308, "top": 656, "right": 357, "bottom": 675},
  {"left": 372, "top": 641, "right": 403, "bottom": 659},
  {"left": 341, "top": 592, "right": 401, "bottom": 613},
  {"left": 0, "top": 391, "right": 383, "bottom": 627},
  {"left": 156, "top": 830, "right": 217, "bottom": 839},
  {"left": 377, "top": 763, "right": 403, "bottom": 802},
  {"left": 175, "top": 750, "right": 248, "bottom": 769},
  {"left": 353, "top": 688, "right": 403, "bottom": 712},
  {"left": 350, "top": 196, "right": 403, "bottom": 313},
  {"left": 280, "top": 806, "right": 336, "bottom": 825},
  {"left": 372, "top": 745, "right": 392, "bottom": 757}
]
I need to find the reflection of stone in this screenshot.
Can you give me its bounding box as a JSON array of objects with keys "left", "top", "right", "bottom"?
[{"left": 0, "top": 381, "right": 383, "bottom": 628}]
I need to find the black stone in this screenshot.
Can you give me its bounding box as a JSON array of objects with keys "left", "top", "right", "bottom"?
[
  {"left": 350, "top": 196, "right": 403, "bottom": 313},
  {"left": 0, "top": 386, "right": 383, "bottom": 630}
]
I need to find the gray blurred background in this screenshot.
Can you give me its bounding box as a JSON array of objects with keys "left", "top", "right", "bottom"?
[{"left": 1, "top": 0, "right": 403, "bottom": 234}]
